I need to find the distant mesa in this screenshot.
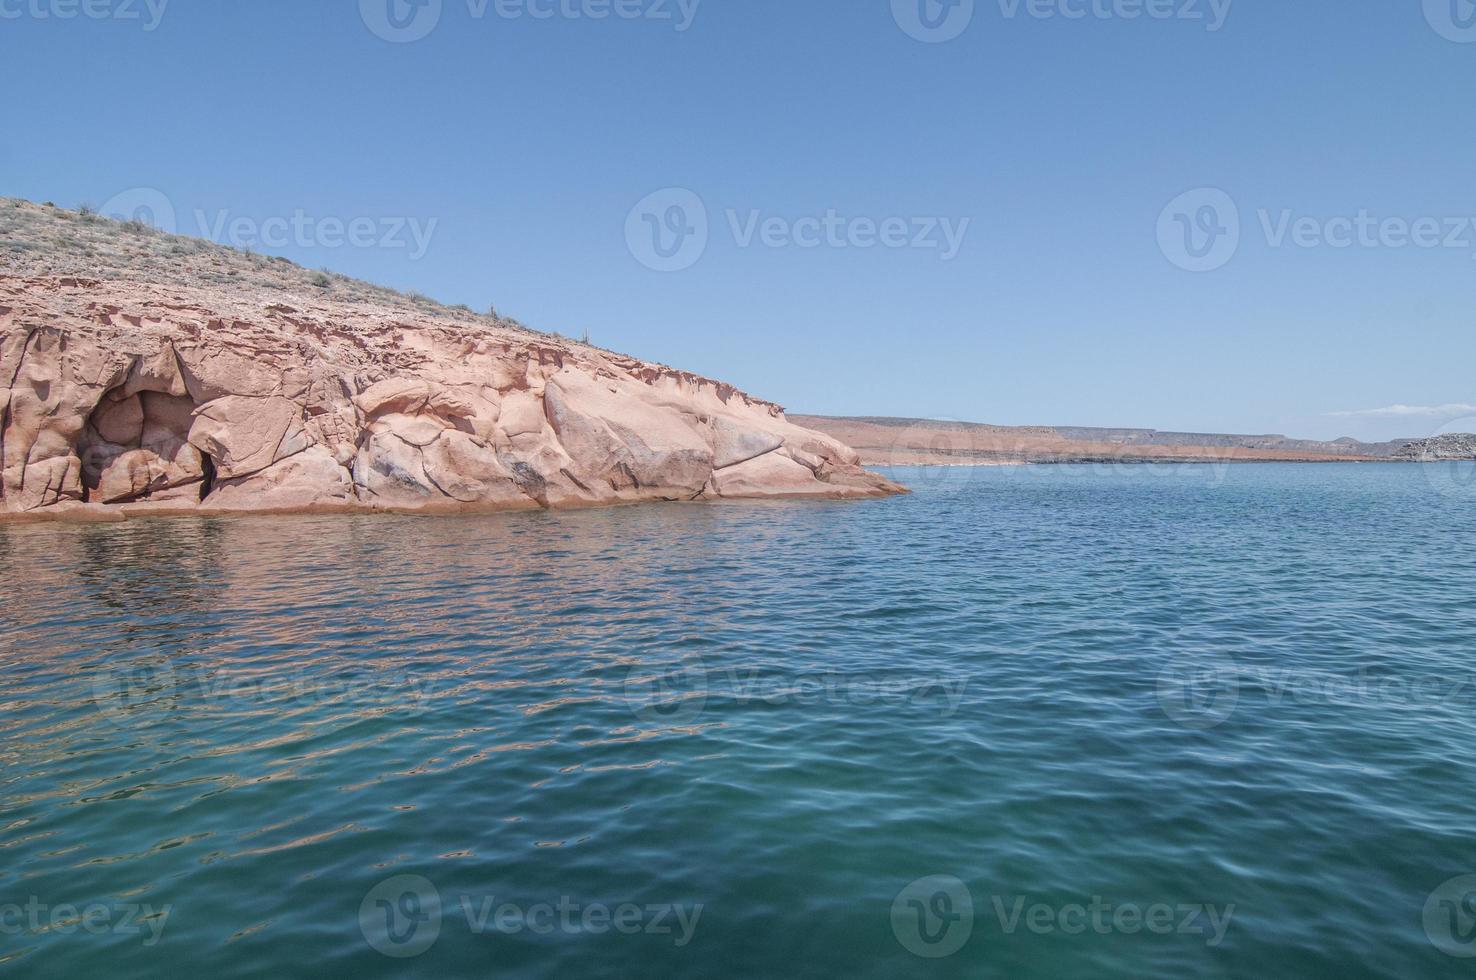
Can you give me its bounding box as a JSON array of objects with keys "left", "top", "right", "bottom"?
[{"left": 794, "top": 416, "right": 1421, "bottom": 466}]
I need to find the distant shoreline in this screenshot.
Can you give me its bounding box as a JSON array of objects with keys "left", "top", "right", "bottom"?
[
  {"left": 794, "top": 415, "right": 1459, "bottom": 468},
  {"left": 879, "top": 458, "right": 1426, "bottom": 468}
]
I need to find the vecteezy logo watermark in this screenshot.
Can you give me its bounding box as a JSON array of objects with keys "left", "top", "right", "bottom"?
[
  {"left": 1410, "top": 416, "right": 1476, "bottom": 500},
  {"left": 93, "top": 188, "right": 437, "bottom": 259},
  {"left": 891, "top": 877, "right": 1235, "bottom": 956},
  {"left": 1425, "top": 874, "right": 1476, "bottom": 957},
  {"left": 361, "top": 0, "right": 700, "bottom": 42},
  {"left": 359, "top": 875, "right": 703, "bottom": 958},
  {"left": 625, "top": 188, "right": 971, "bottom": 271},
  {"left": 0, "top": 898, "right": 172, "bottom": 946},
  {"left": 726, "top": 210, "right": 970, "bottom": 261},
  {"left": 892, "top": 0, "right": 1232, "bottom": 42},
  {"left": 100, "top": 187, "right": 178, "bottom": 234},
  {"left": 193, "top": 209, "right": 438, "bottom": 260},
  {"left": 624, "top": 661, "right": 969, "bottom": 725},
  {"left": 996, "top": 0, "right": 1233, "bottom": 30},
  {"left": 1160, "top": 188, "right": 1476, "bottom": 272},
  {"left": 875, "top": 423, "right": 1236, "bottom": 488},
  {"left": 880, "top": 415, "right": 993, "bottom": 494},
  {"left": 988, "top": 895, "right": 1235, "bottom": 946},
  {"left": 1156, "top": 650, "right": 1240, "bottom": 729},
  {"left": 360, "top": 0, "right": 443, "bottom": 42},
  {"left": 892, "top": 0, "right": 975, "bottom": 42},
  {"left": 1256, "top": 209, "right": 1476, "bottom": 256},
  {"left": 468, "top": 0, "right": 701, "bottom": 29},
  {"left": 892, "top": 876, "right": 974, "bottom": 957},
  {"left": 1158, "top": 653, "right": 1476, "bottom": 730},
  {"left": 1157, "top": 188, "right": 1241, "bottom": 272},
  {"left": 998, "top": 441, "right": 1234, "bottom": 487},
  {"left": 625, "top": 188, "right": 710, "bottom": 273},
  {"left": 0, "top": 0, "right": 169, "bottom": 30},
  {"left": 361, "top": 875, "right": 443, "bottom": 958},
  {"left": 92, "top": 653, "right": 179, "bottom": 722},
  {"left": 624, "top": 654, "right": 710, "bottom": 726},
  {"left": 1424, "top": 0, "right": 1476, "bottom": 43},
  {"left": 91, "top": 653, "right": 436, "bottom": 724}
]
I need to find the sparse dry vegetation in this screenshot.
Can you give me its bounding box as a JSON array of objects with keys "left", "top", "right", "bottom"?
[{"left": 0, "top": 197, "right": 609, "bottom": 348}]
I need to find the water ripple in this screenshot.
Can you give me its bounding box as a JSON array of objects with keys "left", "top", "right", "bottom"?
[{"left": 0, "top": 465, "right": 1474, "bottom": 977}]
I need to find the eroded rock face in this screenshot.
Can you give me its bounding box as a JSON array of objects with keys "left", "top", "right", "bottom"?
[
  {"left": 0, "top": 275, "right": 904, "bottom": 520},
  {"left": 1396, "top": 434, "right": 1476, "bottom": 461}
]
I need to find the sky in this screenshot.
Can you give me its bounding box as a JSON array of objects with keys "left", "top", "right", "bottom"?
[{"left": 2, "top": 0, "right": 1474, "bottom": 442}]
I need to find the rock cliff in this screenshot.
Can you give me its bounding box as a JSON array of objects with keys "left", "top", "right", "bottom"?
[
  {"left": 1396, "top": 434, "right": 1476, "bottom": 461},
  {"left": 0, "top": 204, "right": 902, "bottom": 521}
]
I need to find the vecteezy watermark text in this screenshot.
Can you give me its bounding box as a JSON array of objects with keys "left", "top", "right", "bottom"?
[
  {"left": 0, "top": 898, "right": 171, "bottom": 947},
  {"left": 193, "top": 210, "right": 438, "bottom": 260},
  {"left": 1158, "top": 187, "right": 1476, "bottom": 272},
  {"left": 890, "top": 876, "right": 1234, "bottom": 958},
  {"left": 989, "top": 894, "right": 1235, "bottom": 945},
  {"left": 625, "top": 660, "right": 969, "bottom": 725},
  {"left": 360, "top": 0, "right": 700, "bottom": 43},
  {"left": 359, "top": 875, "right": 702, "bottom": 958},
  {"left": 1157, "top": 655, "right": 1476, "bottom": 729},
  {"left": 892, "top": 0, "right": 1232, "bottom": 43},
  {"left": 96, "top": 187, "right": 438, "bottom": 260},
  {"left": 995, "top": 0, "right": 1232, "bottom": 29},
  {"left": 91, "top": 653, "right": 436, "bottom": 722},
  {"left": 625, "top": 188, "right": 970, "bottom": 271},
  {"left": 466, "top": 0, "right": 699, "bottom": 26},
  {"left": 0, "top": 0, "right": 168, "bottom": 29},
  {"left": 727, "top": 210, "right": 970, "bottom": 259}
]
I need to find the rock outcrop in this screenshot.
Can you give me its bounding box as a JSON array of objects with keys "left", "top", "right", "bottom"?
[
  {"left": 0, "top": 273, "right": 902, "bottom": 521},
  {"left": 1395, "top": 434, "right": 1476, "bottom": 461}
]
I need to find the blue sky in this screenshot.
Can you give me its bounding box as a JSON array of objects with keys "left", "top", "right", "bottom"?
[{"left": 2, "top": 0, "right": 1474, "bottom": 441}]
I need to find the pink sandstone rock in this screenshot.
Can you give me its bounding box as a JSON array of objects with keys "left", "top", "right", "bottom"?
[{"left": 0, "top": 274, "right": 904, "bottom": 520}]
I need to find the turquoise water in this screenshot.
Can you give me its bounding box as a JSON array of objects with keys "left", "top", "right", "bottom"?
[{"left": 3, "top": 463, "right": 1476, "bottom": 978}]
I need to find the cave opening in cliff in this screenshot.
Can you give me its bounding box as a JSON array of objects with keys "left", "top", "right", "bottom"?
[
  {"left": 199, "top": 453, "right": 217, "bottom": 501},
  {"left": 77, "top": 388, "right": 208, "bottom": 505}
]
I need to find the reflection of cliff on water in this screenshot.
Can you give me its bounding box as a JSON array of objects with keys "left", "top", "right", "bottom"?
[
  {"left": 0, "top": 502, "right": 870, "bottom": 756},
  {"left": 79, "top": 519, "right": 229, "bottom": 614}
]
